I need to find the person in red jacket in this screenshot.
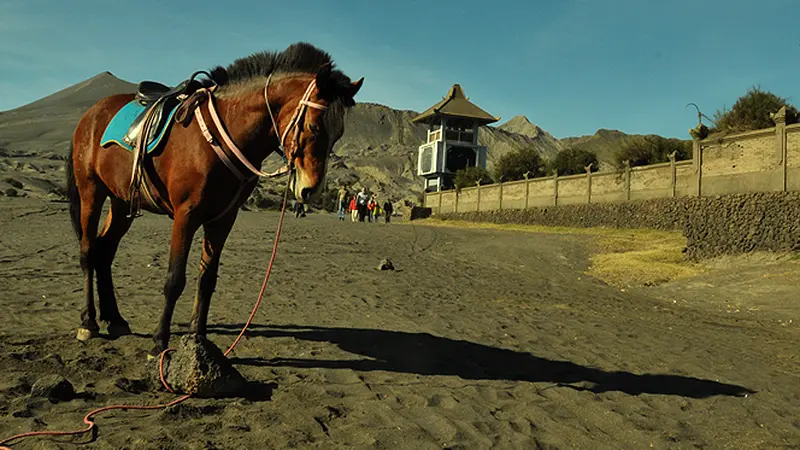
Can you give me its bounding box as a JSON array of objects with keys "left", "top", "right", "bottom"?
[
  {"left": 366, "top": 195, "right": 376, "bottom": 222},
  {"left": 349, "top": 196, "right": 357, "bottom": 222}
]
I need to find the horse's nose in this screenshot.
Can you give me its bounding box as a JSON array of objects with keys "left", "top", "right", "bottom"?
[{"left": 301, "top": 187, "right": 314, "bottom": 202}]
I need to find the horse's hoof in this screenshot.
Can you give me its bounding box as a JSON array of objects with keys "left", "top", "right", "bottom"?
[
  {"left": 76, "top": 327, "right": 98, "bottom": 342},
  {"left": 107, "top": 322, "right": 132, "bottom": 338},
  {"left": 147, "top": 345, "right": 166, "bottom": 360}
]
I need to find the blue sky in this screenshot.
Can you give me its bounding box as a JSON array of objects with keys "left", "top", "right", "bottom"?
[{"left": 1, "top": 0, "right": 798, "bottom": 139}]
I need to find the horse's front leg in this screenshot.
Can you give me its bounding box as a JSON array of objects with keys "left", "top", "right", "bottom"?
[
  {"left": 149, "top": 211, "right": 198, "bottom": 358},
  {"left": 189, "top": 210, "right": 238, "bottom": 336}
]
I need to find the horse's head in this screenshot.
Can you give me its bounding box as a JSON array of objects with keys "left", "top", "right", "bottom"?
[{"left": 275, "top": 64, "right": 363, "bottom": 203}]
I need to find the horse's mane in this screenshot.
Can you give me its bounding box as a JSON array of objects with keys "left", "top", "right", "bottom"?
[
  {"left": 206, "top": 42, "right": 355, "bottom": 133},
  {"left": 209, "top": 42, "right": 356, "bottom": 108}
]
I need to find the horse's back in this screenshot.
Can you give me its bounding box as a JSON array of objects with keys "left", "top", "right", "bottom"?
[
  {"left": 72, "top": 93, "right": 137, "bottom": 196},
  {"left": 77, "top": 93, "right": 135, "bottom": 132}
]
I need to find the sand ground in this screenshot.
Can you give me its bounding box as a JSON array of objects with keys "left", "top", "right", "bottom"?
[{"left": 0, "top": 197, "right": 798, "bottom": 449}]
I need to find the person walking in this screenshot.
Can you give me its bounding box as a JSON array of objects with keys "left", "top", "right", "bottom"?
[
  {"left": 372, "top": 195, "right": 382, "bottom": 222},
  {"left": 383, "top": 199, "right": 394, "bottom": 223},
  {"left": 367, "top": 195, "right": 376, "bottom": 223},
  {"left": 337, "top": 185, "right": 347, "bottom": 221},
  {"left": 356, "top": 188, "right": 369, "bottom": 222},
  {"left": 349, "top": 195, "right": 358, "bottom": 222}
]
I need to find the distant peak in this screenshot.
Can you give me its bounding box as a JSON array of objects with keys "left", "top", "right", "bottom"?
[
  {"left": 595, "top": 128, "right": 624, "bottom": 137},
  {"left": 89, "top": 71, "right": 119, "bottom": 81},
  {"left": 498, "top": 115, "right": 543, "bottom": 138},
  {"left": 506, "top": 115, "right": 533, "bottom": 125}
]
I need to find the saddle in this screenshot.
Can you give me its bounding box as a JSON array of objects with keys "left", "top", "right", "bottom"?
[
  {"left": 136, "top": 80, "right": 194, "bottom": 105},
  {"left": 125, "top": 70, "right": 219, "bottom": 218},
  {"left": 122, "top": 75, "right": 205, "bottom": 148}
]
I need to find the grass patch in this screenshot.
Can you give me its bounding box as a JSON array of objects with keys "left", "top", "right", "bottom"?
[{"left": 414, "top": 218, "right": 705, "bottom": 288}]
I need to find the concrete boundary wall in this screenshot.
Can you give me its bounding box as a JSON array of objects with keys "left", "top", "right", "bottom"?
[{"left": 425, "top": 110, "right": 800, "bottom": 215}]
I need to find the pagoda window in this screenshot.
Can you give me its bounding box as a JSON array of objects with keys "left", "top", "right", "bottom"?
[{"left": 444, "top": 128, "right": 474, "bottom": 143}]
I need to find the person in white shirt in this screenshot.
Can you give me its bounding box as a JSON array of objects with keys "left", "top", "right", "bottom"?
[{"left": 356, "top": 188, "right": 369, "bottom": 222}]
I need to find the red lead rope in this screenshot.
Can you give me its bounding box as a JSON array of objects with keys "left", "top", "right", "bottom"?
[{"left": 0, "top": 184, "right": 291, "bottom": 449}]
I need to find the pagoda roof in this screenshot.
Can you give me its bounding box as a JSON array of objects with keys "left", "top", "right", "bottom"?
[{"left": 411, "top": 84, "right": 500, "bottom": 125}]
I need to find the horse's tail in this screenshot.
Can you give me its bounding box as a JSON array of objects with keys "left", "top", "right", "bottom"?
[{"left": 65, "top": 143, "right": 82, "bottom": 241}]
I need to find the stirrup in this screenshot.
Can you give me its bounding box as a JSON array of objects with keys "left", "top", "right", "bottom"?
[{"left": 127, "top": 189, "right": 144, "bottom": 218}]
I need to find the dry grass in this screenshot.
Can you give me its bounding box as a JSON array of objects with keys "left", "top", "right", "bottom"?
[{"left": 414, "top": 219, "right": 706, "bottom": 288}]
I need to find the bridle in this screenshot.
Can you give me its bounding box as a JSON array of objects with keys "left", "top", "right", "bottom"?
[
  {"left": 188, "top": 73, "right": 329, "bottom": 182},
  {"left": 264, "top": 73, "right": 329, "bottom": 176}
]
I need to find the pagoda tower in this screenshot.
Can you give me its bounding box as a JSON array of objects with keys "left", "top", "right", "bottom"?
[{"left": 412, "top": 84, "right": 500, "bottom": 192}]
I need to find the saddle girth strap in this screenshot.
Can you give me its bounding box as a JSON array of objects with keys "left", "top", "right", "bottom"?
[
  {"left": 128, "top": 97, "right": 165, "bottom": 218},
  {"left": 139, "top": 167, "right": 173, "bottom": 217}
]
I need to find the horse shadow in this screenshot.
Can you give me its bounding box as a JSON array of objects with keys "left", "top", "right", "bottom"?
[{"left": 208, "top": 323, "right": 755, "bottom": 399}]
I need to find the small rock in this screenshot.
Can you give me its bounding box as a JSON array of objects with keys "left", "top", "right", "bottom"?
[
  {"left": 30, "top": 375, "right": 74, "bottom": 401},
  {"left": 377, "top": 258, "right": 395, "bottom": 271}
]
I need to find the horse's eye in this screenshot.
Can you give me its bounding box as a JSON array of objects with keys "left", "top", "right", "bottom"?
[{"left": 309, "top": 125, "right": 320, "bottom": 136}]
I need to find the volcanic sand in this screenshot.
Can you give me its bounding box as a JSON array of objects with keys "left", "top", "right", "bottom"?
[{"left": 0, "top": 197, "right": 798, "bottom": 449}]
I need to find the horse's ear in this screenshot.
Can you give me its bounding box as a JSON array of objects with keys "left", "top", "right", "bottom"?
[
  {"left": 347, "top": 77, "right": 364, "bottom": 99},
  {"left": 316, "top": 62, "right": 333, "bottom": 90}
]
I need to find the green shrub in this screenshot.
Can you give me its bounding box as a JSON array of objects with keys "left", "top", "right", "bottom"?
[
  {"left": 615, "top": 136, "right": 691, "bottom": 169},
  {"left": 549, "top": 147, "right": 599, "bottom": 176},
  {"left": 493, "top": 147, "right": 546, "bottom": 182},
  {"left": 712, "top": 85, "right": 798, "bottom": 134},
  {"left": 454, "top": 166, "right": 493, "bottom": 189}
]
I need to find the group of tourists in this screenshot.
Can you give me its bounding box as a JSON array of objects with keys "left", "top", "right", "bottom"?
[{"left": 337, "top": 186, "right": 394, "bottom": 223}]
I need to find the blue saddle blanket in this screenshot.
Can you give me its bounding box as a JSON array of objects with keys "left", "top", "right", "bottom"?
[{"left": 100, "top": 99, "right": 180, "bottom": 153}]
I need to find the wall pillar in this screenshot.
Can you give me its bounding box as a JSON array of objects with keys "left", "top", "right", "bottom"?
[
  {"left": 692, "top": 138, "right": 702, "bottom": 196},
  {"left": 553, "top": 170, "right": 559, "bottom": 206},
  {"left": 669, "top": 151, "right": 677, "bottom": 198},
  {"left": 523, "top": 172, "right": 530, "bottom": 209},
  {"left": 476, "top": 181, "right": 482, "bottom": 212},
  {"left": 771, "top": 106, "right": 788, "bottom": 191},
  {"left": 585, "top": 163, "right": 594, "bottom": 204},
  {"left": 624, "top": 160, "right": 631, "bottom": 201}
]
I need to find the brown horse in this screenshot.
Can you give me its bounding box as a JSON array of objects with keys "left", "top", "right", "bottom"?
[{"left": 65, "top": 42, "right": 363, "bottom": 357}]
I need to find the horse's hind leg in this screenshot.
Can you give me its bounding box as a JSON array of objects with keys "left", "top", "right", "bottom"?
[
  {"left": 76, "top": 185, "right": 107, "bottom": 342},
  {"left": 96, "top": 197, "right": 134, "bottom": 338}
]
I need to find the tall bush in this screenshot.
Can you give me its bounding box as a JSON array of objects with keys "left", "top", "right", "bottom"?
[{"left": 712, "top": 86, "right": 798, "bottom": 134}]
